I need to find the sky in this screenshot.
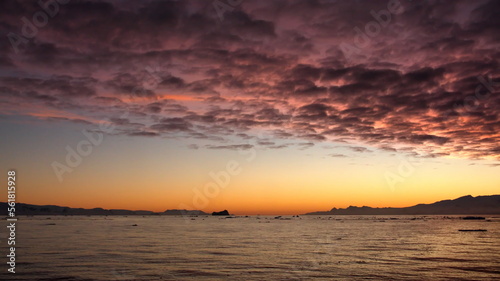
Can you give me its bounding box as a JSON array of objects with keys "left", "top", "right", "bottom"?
[{"left": 0, "top": 0, "right": 499, "bottom": 215}]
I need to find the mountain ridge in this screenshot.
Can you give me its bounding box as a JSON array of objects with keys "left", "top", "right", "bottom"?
[
  {"left": 0, "top": 202, "right": 208, "bottom": 216},
  {"left": 305, "top": 195, "right": 500, "bottom": 215}
]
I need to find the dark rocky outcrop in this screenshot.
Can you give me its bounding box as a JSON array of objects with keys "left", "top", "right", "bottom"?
[
  {"left": 212, "top": 210, "right": 230, "bottom": 216},
  {"left": 462, "top": 216, "right": 486, "bottom": 220}
]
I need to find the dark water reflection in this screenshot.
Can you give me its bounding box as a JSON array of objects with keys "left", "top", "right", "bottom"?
[{"left": 1, "top": 215, "right": 499, "bottom": 280}]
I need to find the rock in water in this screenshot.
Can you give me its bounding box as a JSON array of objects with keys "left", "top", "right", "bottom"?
[
  {"left": 212, "top": 210, "right": 230, "bottom": 216},
  {"left": 462, "top": 216, "right": 486, "bottom": 220}
]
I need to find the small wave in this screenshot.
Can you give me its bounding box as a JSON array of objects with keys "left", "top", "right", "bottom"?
[
  {"left": 171, "top": 269, "right": 226, "bottom": 277},
  {"left": 411, "top": 257, "right": 471, "bottom": 262},
  {"left": 203, "top": 251, "right": 241, "bottom": 256},
  {"left": 448, "top": 266, "right": 500, "bottom": 275}
]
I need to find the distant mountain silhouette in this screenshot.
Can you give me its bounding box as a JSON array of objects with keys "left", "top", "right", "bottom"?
[
  {"left": 162, "top": 209, "right": 208, "bottom": 216},
  {"left": 3, "top": 195, "right": 498, "bottom": 216},
  {"left": 0, "top": 202, "right": 207, "bottom": 216},
  {"left": 305, "top": 195, "right": 500, "bottom": 215}
]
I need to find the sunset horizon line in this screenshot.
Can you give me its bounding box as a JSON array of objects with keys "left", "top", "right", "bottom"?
[{"left": 6, "top": 193, "right": 498, "bottom": 215}]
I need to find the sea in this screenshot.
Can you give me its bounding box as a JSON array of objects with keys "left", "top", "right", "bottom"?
[{"left": 0, "top": 215, "right": 499, "bottom": 280}]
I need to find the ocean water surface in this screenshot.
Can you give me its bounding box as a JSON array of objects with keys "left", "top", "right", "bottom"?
[{"left": 1, "top": 215, "right": 499, "bottom": 280}]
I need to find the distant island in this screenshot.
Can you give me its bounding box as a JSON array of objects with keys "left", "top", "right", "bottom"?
[
  {"left": 0, "top": 202, "right": 208, "bottom": 216},
  {"left": 305, "top": 195, "right": 500, "bottom": 215},
  {"left": 163, "top": 209, "right": 209, "bottom": 216}
]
